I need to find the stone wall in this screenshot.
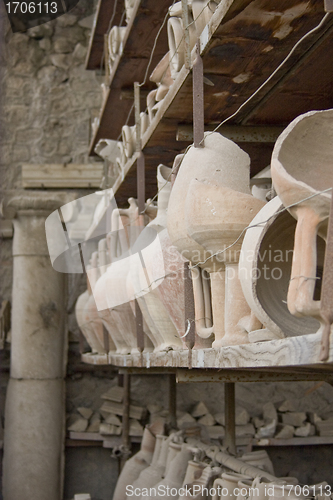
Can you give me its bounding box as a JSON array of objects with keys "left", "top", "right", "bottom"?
[{"left": 0, "top": 0, "right": 102, "bottom": 301}]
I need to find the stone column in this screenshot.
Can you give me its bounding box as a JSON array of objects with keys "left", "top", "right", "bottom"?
[{"left": 1, "top": 193, "right": 69, "bottom": 500}]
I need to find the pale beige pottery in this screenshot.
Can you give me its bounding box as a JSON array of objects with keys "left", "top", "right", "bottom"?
[
  {"left": 167, "top": 132, "right": 264, "bottom": 347},
  {"left": 271, "top": 108, "right": 333, "bottom": 360},
  {"left": 113, "top": 427, "right": 156, "bottom": 500},
  {"left": 239, "top": 196, "right": 322, "bottom": 340}
]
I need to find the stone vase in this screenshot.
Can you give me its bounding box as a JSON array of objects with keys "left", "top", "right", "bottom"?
[
  {"left": 167, "top": 132, "right": 264, "bottom": 348},
  {"left": 240, "top": 450, "right": 274, "bottom": 476},
  {"left": 150, "top": 444, "right": 193, "bottom": 500},
  {"left": 271, "top": 109, "right": 333, "bottom": 360},
  {"left": 192, "top": 0, "right": 218, "bottom": 35},
  {"left": 239, "top": 196, "right": 323, "bottom": 340},
  {"left": 167, "top": 15, "right": 196, "bottom": 79},
  {"left": 113, "top": 427, "right": 156, "bottom": 500},
  {"left": 213, "top": 473, "right": 252, "bottom": 500},
  {"left": 150, "top": 52, "right": 174, "bottom": 101},
  {"left": 75, "top": 289, "right": 106, "bottom": 354},
  {"left": 122, "top": 125, "right": 136, "bottom": 161},
  {"left": 108, "top": 26, "right": 127, "bottom": 62},
  {"left": 129, "top": 165, "right": 183, "bottom": 351},
  {"left": 130, "top": 435, "right": 168, "bottom": 497},
  {"left": 191, "top": 465, "right": 223, "bottom": 500}
]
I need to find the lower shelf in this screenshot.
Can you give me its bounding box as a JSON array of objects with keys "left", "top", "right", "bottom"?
[
  {"left": 66, "top": 432, "right": 333, "bottom": 448},
  {"left": 67, "top": 432, "right": 142, "bottom": 448},
  {"left": 81, "top": 332, "right": 333, "bottom": 375}
]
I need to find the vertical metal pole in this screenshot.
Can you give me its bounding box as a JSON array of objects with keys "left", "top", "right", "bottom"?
[
  {"left": 134, "top": 82, "right": 141, "bottom": 154},
  {"left": 79, "top": 331, "right": 84, "bottom": 355},
  {"left": 193, "top": 41, "right": 204, "bottom": 148},
  {"left": 134, "top": 82, "right": 145, "bottom": 355},
  {"left": 184, "top": 262, "right": 195, "bottom": 368},
  {"left": 121, "top": 372, "right": 131, "bottom": 468},
  {"left": 135, "top": 300, "right": 144, "bottom": 355},
  {"left": 104, "top": 33, "right": 110, "bottom": 82},
  {"left": 320, "top": 191, "right": 333, "bottom": 361},
  {"left": 169, "top": 374, "right": 177, "bottom": 429},
  {"left": 181, "top": 0, "right": 191, "bottom": 70},
  {"left": 224, "top": 382, "right": 236, "bottom": 455},
  {"left": 103, "top": 325, "right": 110, "bottom": 353}
]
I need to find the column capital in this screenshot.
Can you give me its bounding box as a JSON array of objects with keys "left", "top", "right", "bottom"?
[{"left": 0, "top": 191, "right": 75, "bottom": 219}]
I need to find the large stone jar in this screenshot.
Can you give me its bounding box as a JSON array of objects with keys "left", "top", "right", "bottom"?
[
  {"left": 129, "top": 165, "right": 183, "bottom": 351},
  {"left": 113, "top": 427, "right": 156, "bottom": 500},
  {"left": 271, "top": 108, "right": 333, "bottom": 359},
  {"left": 167, "top": 132, "right": 264, "bottom": 347}
]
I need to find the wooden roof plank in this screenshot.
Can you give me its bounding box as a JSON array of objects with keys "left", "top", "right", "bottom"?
[
  {"left": 86, "top": 0, "right": 124, "bottom": 71},
  {"left": 89, "top": 0, "right": 171, "bottom": 154}
]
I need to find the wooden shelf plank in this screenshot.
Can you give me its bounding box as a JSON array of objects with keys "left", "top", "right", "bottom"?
[
  {"left": 22, "top": 163, "right": 104, "bottom": 189},
  {"left": 86, "top": 0, "right": 124, "bottom": 71},
  {"left": 88, "top": 0, "right": 171, "bottom": 155},
  {"left": 81, "top": 332, "right": 333, "bottom": 375},
  {"left": 253, "top": 436, "right": 333, "bottom": 447}
]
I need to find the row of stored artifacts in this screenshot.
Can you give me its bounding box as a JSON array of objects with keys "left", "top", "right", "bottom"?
[
  {"left": 46, "top": 107, "right": 333, "bottom": 364},
  {"left": 111, "top": 421, "right": 332, "bottom": 500}
]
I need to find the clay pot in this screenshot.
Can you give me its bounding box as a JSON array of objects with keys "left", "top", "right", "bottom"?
[
  {"left": 108, "top": 26, "right": 127, "bottom": 62},
  {"left": 182, "top": 460, "right": 206, "bottom": 486},
  {"left": 141, "top": 112, "right": 149, "bottom": 137},
  {"left": 150, "top": 52, "right": 174, "bottom": 102},
  {"left": 213, "top": 473, "right": 252, "bottom": 500},
  {"left": 149, "top": 444, "right": 193, "bottom": 500},
  {"left": 191, "top": 465, "right": 223, "bottom": 500},
  {"left": 167, "top": 132, "right": 264, "bottom": 348},
  {"left": 131, "top": 435, "right": 168, "bottom": 496},
  {"left": 240, "top": 450, "right": 274, "bottom": 476},
  {"left": 125, "top": 0, "right": 136, "bottom": 23},
  {"left": 167, "top": 15, "right": 196, "bottom": 79},
  {"left": 192, "top": 0, "right": 218, "bottom": 35},
  {"left": 92, "top": 199, "right": 155, "bottom": 353},
  {"left": 122, "top": 125, "right": 136, "bottom": 160},
  {"left": 75, "top": 289, "right": 106, "bottom": 354},
  {"left": 239, "top": 196, "right": 323, "bottom": 340},
  {"left": 248, "top": 476, "right": 271, "bottom": 500},
  {"left": 129, "top": 165, "right": 183, "bottom": 351},
  {"left": 116, "top": 141, "right": 127, "bottom": 171},
  {"left": 147, "top": 89, "right": 158, "bottom": 123},
  {"left": 271, "top": 109, "right": 333, "bottom": 358},
  {"left": 113, "top": 427, "right": 156, "bottom": 500}
]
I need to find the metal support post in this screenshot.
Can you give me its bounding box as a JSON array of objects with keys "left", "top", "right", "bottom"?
[
  {"left": 193, "top": 41, "right": 204, "bottom": 147},
  {"left": 121, "top": 372, "right": 131, "bottom": 468},
  {"left": 134, "top": 82, "right": 145, "bottom": 354},
  {"left": 169, "top": 374, "right": 177, "bottom": 429},
  {"left": 224, "top": 382, "right": 236, "bottom": 455},
  {"left": 184, "top": 262, "right": 195, "bottom": 368}
]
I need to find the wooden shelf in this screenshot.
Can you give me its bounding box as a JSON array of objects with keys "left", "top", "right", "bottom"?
[
  {"left": 81, "top": 332, "right": 333, "bottom": 379},
  {"left": 90, "top": 0, "right": 333, "bottom": 206},
  {"left": 85, "top": 0, "right": 124, "bottom": 71},
  {"left": 88, "top": 0, "right": 171, "bottom": 155},
  {"left": 67, "top": 432, "right": 142, "bottom": 448}
]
